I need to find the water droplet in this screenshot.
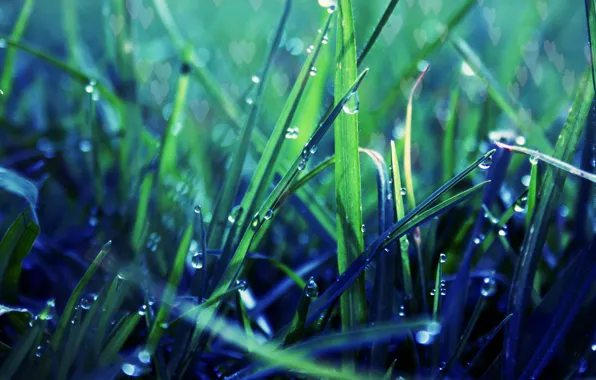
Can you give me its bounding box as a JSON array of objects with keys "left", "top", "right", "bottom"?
[
  {"left": 439, "top": 362, "right": 446, "bottom": 371},
  {"left": 138, "top": 350, "right": 151, "bottom": 364},
  {"left": 591, "top": 343, "right": 596, "bottom": 351},
  {"left": 309, "top": 67, "right": 318, "bottom": 76},
  {"left": 415, "top": 330, "right": 432, "bottom": 345},
  {"left": 85, "top": 80, "right": 97, "bottom": 94},
  {"left": 440, "top": 253, "right": 447, "bottom": 263},
  {"left": 194, "top": 205, "right": 202, "bottom": 214},
  {"left": 117, "top": 273, "right": 126, "bottom": 280},
  {"left": 305, "top": 277, "right": 319, "bottom": 297},
  {"left": 309, "top": 145, "right": 318, "bottom": 155},
  {"left": 480, "top": 277, "right": 497, "bottom": 297},
  {"left": 35, "top": 344, "right": 45, "bottom": 358},
  {"left": 515, "top": 136, "right": 526, "bottom": 145},
  {"left": 478, "top": 156, "right": 492, "bottom": 170},
  {"left": 251, "top": 75, "right": 260, "bottom": 84},
  {"left": 79, "top": 140, "right": 92, "bottom": 152},
  {"left": 427, "top": 321, "right": 441, "bottom": 335},
  {"left": 440, "top": 290, "right": 447, "bottom": 296},
  {"left": 498, "top": 225, "right": 508, "bottom": 236},
  {"left": 246, "top": 97, "right": 253, "bottom": 105},
  {"left": 138, "top": 305, "right": 147, "bottom": 316},
  {"left": 285, "top": 126, "right": 299, "bottom": 139},
  {"left": 430, "top": 289, "right": 436, "bottom": 296},
  {"left": 80, "top": 296, "right": 92, "bottom": 310},
  {"left": 191, "top": 253, "right": 203, "bottom": 269},
  {"left": 297, "top": 159, "right": 306, "bottom": 171},
  {"left": 400, "top": 188, "right": 407, "bottom": 196},
  {"left": 322, "top": 34, "right": 329, "bottom": 44},
  {"left": 0, "top": 39, "right": 6, "bottom": 49},
  {"left": 236, "top": 280, "right": 248, "bottom": 291},
  {"left": 342, "top": 92, "right": 360, "bottom": 114},
  {"left": 228, "top": 206, "right": 240, "bottom": 224},
  {"left": 47, "top": 299, "right": 56, "bottom": 308},
  {"left": 160, "top": 322, "right": 169, "bottom": 329},
  {"left": 514, "top": 197, "right": 528, "bottom": 213},
  {"left": 264, "top": 209, "right": 274, "bottom": 220},
  {"left": 306, "top": 45, "right": 314, "bottom": 54},
  {"left": 327, "top": 4, "right": 337, "bottom": 13},
  {"left": 121, "top": 363, "right": 141, "bottom": 377},
  {"left": 529, "top": 155, "right": 539, "bottom": 165}
]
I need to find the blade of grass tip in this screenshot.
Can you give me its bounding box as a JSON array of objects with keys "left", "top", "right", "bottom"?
[
  {"left": 504, "top": 66, "right": 594, "bottom": 378},
  {"left": 0, "top": 0, "right": 35, "bottom": 115},
  {"left": 335, "top": 0, "right": 367, "bottom": 342},
  {"left": 211, "top": 6, "right": 330, "bottom": 282},
  {"left": 145, "top": 220, "right": 193, "bottom": 356},
  {"left": 494, "top": 140, "right": 596, "bottom": 184},
  {"left": 432, "top": 257, "right": 443, "bottom": 321},
  {"left": 0, "top": 207, "right": 39, "bottom": 299},
  {"left": 404, "top": 65, "right": 429, "bottom": 210},
  {"left": 51, "top": 240, "right": 111, "bottom": 350},
  {"left": 181, "top": 70, "right": 370, "bottom": 373},
  {"left": 442, "top": 87, "right": 460, "bottom": 183},
  {"left": 302, "top": 150, "right": 494, "bottom": 329},
  {"left": 206, "top": 0, "right": 291, "bottom": 251},
  {"left": 391, "top": 140, "right": 413, "bottom": 299},
  {"left": 356, "top": 0, "right": 400, "bottom": 66},
  {"left": 284, "top": 277, "right": 318, "bottom": 346},
  {"left": 383, "top": 359, "right": 397, "bottom": 380},
  {"left": 450, "top": 38, "right": 552, "bottom": 150},
  {"left": 98, "top": 312, "right": 142, "bottom": 366}
]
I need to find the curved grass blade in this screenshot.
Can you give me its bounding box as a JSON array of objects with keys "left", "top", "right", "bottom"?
[
  {"left": 404, "top": 66, "right": 429, "bottom": 210},
  {"left": 0, "top": 167, "right": 39, "bottom": 221},
  {"left": 494, "top": 140, "right": 596, "bottom": 183},
  {"left": 236, "top": 292, "right": 255, "bottom": 343},
  {"left": 51, "top": 241, "right": 111, "bottom": 350},
  {"left": 0, "top": 207, "right": 39, "bottom": 299},
  {"left": 284, "top": 277, "right": 317, "bottom": 346},
  {"left": 504, "top": 66, "right": 594, "bottom": 378},
  {"left": 335, "top": 0, "right": 366, "bottom": 335},
  {"left": 207, "top": 0, "right": 291, "bottom": 250},
  {"left": 0, "top": 0, "right": 35, "bottom": 113}
]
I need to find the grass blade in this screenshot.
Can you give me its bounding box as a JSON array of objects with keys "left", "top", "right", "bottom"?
[
  {"left": 0, "top": 311, "right": 46, "bottom": 378},
  {"left": 0, "top": 207, "right": 39, "bottom": 299},
  {"left": 404, "top": 66, "right": 429, "bottom": 210},
  {"left": 335, "top": 0, "right": 366, "bottom": 335},
  {"left": 504, "top": 66, "right": 594, "bottom": 378},
  {"left": 51, "top": 241, "right": 111, "bottom": 350},
  {"left": 526, "top": 160, "right": 539, "bottom": 229},
  {"left": 0, "top": 0, "right": 35, "bottom": 114},
  {"left": 284, "top": 277, "right": 318, "bottom": 346},
  {"left": 98, "top": 312, "right": 142, "bottom": 366},
  {"left": 357, "top": 0, "right": 400, "bottom": 66}
]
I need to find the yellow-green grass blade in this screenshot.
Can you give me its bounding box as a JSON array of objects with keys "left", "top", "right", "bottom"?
[
  {"left": 335, "top": 0, "right": 366, "bottom": 333},
  {"left": 527, "top": 159, "right": 539, "bottom": 229},
  {"left": 0, "top": 0, "right": 35, "bottom": 115}
]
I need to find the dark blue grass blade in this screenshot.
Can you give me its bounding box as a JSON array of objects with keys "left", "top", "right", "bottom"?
[
  {"left": 303, "top": 150, "right": 495, "bottom": 328},
  {"left": 465, "top": 313, "right": 513, "bottom": 374},
  {"left": 518, "top": 236, "right": 596, "bottom": 378},
  {"left": 504, "top": 68, "right": 594, "bottom": 378},
  {"left": 363, "top": 148, "right": 395, "bottom": 371},
  {"left": 441, "top": 146, "right": 511, "bottom": 356}
]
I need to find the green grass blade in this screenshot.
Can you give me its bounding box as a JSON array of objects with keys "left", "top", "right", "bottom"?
[
  {"left": 236, "top": 292, "right": 255, "bottom": 343},
  {"left": 527, "top": 160, "right": 539, "bottom": 229},
  {"left": 0, "top": 0, "right": 35, "bottom": 114},
  {"left": 284, "top": 277, "right": 317, "bottom": 346},
  {"left": 442, "top": 88, "right": 460, "bottom": 183},
  {"left": 504, "top": 66, "right": 594, "bottom": 378},
  {"left": 585, "top": 0, "right": 596, "bottom": 91},
  {"left": 383, "top": 359, "right": 397, "bottom": 380},
  {"left": 391, "top": 140, "right": 413, "bottom": 297},
  {"left": 357, "top": 0, "right": 399, "bottom": 66},
  {"left": 51, "top": 241, "right": 111, "bottom": 350},
  {"left": 131, "top": 173, "right": 153, "bottom": 253},
  {"left": 451, "top": 38, "right": 551, "bottom": 150},
  {"left": 404, "top": 66, "right": 429, "bottom": 210},
  {"left": 0, "top": 207, "right": 39, "bottom": 299},
  {"left": 0, "top": 312, "right": 46, "bottom": 378},
  {"left": 432, "top": 257, "right": 443, "bottom": 321},
  {"left": 146, "top": 221, "right": 194, "bottom": 354},
  {"left": 206, "top": 0, "right": 291, "bottom": 250},
  {"left": 94, "top": 275, "right": 129, "bottom": 356},
  {"left": 335, "top": 0, "right": 366, "bottom": 334},
  {"left": 98, "top": 312, "right": 142, "bottom": 366},
  {"left": 157, "top": 46, "right": 193, "bottom": 181}
]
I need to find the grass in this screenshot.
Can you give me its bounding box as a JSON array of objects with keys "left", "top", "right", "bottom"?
[{"left": 0, "top": 0, "right": 595, "bottom": 379}]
